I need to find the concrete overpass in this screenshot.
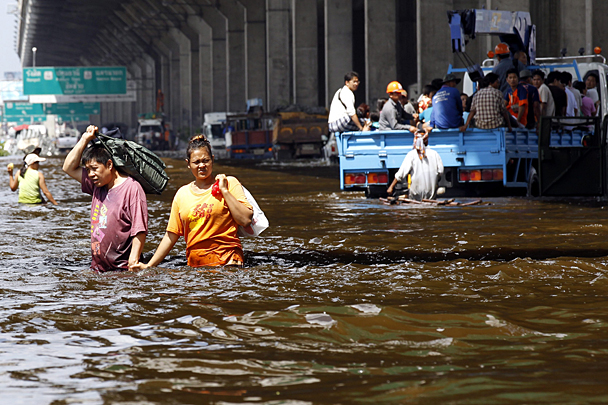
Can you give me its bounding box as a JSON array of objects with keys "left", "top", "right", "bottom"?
[{"left": 14, "top": 0, "right": 608, "bottom": 135}]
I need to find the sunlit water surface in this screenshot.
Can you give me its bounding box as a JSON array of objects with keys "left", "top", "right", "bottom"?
[{"left": 1, "top": 156, "right": 608, "bottom": 404}]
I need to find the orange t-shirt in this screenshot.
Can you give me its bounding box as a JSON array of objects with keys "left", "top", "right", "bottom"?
[{"left": 167, "top": 176, "right": 252, "bottom": 267}]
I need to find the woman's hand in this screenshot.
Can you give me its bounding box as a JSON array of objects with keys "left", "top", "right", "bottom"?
[{"left": 215, "top": 173, "right": 229, "bottom": 194}]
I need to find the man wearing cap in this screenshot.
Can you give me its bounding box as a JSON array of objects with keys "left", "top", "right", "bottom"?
[
  {"left": 492, "top": 43, "right": 526, "bottom": 93},
  {"left": 8, "top": 153, "right": 58, "bottom": 205},
  {"left": 425, "top": 74, "right": 463, "bottom": 130},
  {"left": 379, "top": 81, "right": 416, "bottom": 132},
  {"left": 62, "top": 125, "right": 148, "bottom": 273},
  {"left": 519, "top": 69, "right": 541, "bottom": 129}
]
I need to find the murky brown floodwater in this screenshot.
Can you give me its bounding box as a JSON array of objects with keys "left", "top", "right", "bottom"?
[{"left": 2, "top": 154, "right": 608, "bottom": 404}]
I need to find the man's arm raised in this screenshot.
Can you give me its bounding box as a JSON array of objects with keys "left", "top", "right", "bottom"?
[{"left": 63, "top": 125, "right": 97, "bottom": 183}]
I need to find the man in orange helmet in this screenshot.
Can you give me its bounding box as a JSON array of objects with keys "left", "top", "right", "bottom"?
[
  {"left": 492, "top": 43, "right": 525, "bottom": 93},
  {"left": 379, "top": 81, "right": 417, "bottom": 132}
]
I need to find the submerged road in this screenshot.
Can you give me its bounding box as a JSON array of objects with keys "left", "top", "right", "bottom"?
[{"left": 1, "top": 155, "right": 608, "bottom": 403}]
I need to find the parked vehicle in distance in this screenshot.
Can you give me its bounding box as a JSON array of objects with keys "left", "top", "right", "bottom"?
[
  {"left": 135, "top": 113, "right": 165, "bottom": 150},
  {"left": 226, "top": 109, "right": 329, "bottom": 160},
  {"left": 203, "top": 112, "right": 230, "bottom": 159}
]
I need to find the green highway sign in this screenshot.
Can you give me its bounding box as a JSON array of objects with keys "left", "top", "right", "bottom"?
[
  {"left": 44, "top": 102, "right": 100, "bottom": 115},
  {"left": 3, "top": 115, "right": 47, "bottom": 124},
  {"left": 57, "top": 114, "right": 91, "bottom": 122},
  {"left": 23, "top": 66, "right": 127, "bottom": 96},
  {"left": 4, "top": 102, "right": 45, "bottom": 117}
]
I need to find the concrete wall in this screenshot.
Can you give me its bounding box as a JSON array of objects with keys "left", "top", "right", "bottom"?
[{"left": 87, "top": 0, "right": 608, "bottom": 133}]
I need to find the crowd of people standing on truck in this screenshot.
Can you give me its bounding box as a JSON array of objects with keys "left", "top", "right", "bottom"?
[
  {"left": 328, "top": 44, "right": 600, "bottom": 140},
  {"left": 327, "top": 46, "right": 601, "bottom": 200}
]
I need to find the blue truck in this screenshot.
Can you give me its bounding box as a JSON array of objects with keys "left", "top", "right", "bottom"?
[{"left": 337, "top": 9, "right": 608, "bottom": 199}]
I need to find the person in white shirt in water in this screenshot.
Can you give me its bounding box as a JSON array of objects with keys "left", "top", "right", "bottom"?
[{"left": 387, "top": 131, "right": 444, "bottom": 201}]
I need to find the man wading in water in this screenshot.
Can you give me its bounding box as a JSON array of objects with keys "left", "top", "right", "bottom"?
[{"left": 62, "top": 125, "right": 148, "bottom": 272}]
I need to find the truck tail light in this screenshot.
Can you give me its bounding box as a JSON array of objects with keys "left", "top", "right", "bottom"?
[
  {"left": 481, "top": 169, "right": 493, "bottom": 181},
  {"left": 367, "top": 172, "right": 388, "bottom": 184},
  {"left": 492, "top": 169, "right": 503, "bottom": 180},
  {"left": 469, "top": 170, "right": 482, "bottom": 181},
  {"left": 345, "top": 173, "right": 365, "bottom": 185},
  {"left": 460, "top": 169, "right": 502, "bottom": 182},
  {"left": 354, "top": 173, "right": 366, "bottom": 185}
]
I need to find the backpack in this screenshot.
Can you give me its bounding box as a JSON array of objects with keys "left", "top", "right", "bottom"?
[{"left": 95, "top": 132, "right": 169, "bottom": 194}]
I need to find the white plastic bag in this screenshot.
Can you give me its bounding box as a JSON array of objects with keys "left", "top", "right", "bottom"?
[{"left": 238, "top": 186, "right": 269, "bottom": 237}]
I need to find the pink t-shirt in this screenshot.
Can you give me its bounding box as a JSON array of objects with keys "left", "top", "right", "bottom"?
[
  {"left": 81, "top": 169, "right": 148, "bottom": 272},
  {"left": 581, "top": 95, "right": 596, "bottom": 117}
]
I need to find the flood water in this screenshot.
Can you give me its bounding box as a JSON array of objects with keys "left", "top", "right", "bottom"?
[{"left": 2, "top": 154, "right": 608, "bottom": 404}]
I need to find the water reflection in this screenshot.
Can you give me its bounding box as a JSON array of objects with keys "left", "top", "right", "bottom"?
[{"left": 1, "top": 156, "right": 608, "bottom": 403}]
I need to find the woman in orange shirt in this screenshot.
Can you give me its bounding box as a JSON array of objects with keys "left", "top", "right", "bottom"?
[{"left": 130, "top": 135, "right": 253, "bottom": 269}]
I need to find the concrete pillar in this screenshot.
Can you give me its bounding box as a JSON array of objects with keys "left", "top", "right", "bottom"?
[
  {"left": 238, "top": 0, "right": 267, "bottom": 107},
  {"left": 130, "top": 63, "right": 144, "bottom": 119},
  {"left": 199, "top": 2, "right": 229, "bottom": 112},
  {"left": 217, "top": 0, "right": 247, "bottom": 112},
  {"left": 158, "top": 35, "right": 182, "bottom": 133},
  {"left": 592, "top": 0, "right": 608, "bottom": 56},
  {"left": 292, "top": 0, "right": 318, "bottom": 107},
  {"left": 188, "top": 15, "right": 214, "bottom": 115},
  {"left": 365, "top": 0, "right": 396, "bottom": 107},
  {"left": 416, "top": 0, "right": 453, "bottom": 93},
  {"left": 168, "top": 28, "right": 193, "bottom": 134},
  {"left": 266, "top": 0, "right": 292, "bottom": 109},
  {"left": 559, "top": 1, "right": 586, "bottom": 59},
  {"left": 325, "top": 0, "right": 352, "bottom": 107}
]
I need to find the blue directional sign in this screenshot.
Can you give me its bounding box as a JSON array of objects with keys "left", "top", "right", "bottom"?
[{"left": 23, "top": 67, "right": 127, "bottom": 96}]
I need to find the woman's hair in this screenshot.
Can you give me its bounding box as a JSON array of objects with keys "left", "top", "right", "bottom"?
[
  {"left": 19, "top": 162, "right": 27, "bottom": 178},
  {"left": 187, "top": 134, "right": 213, "bottom": 160}
]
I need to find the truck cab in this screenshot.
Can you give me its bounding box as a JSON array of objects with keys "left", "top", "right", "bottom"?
[{"left": 136, "top": 114, "right": 164, "bottom": 150}]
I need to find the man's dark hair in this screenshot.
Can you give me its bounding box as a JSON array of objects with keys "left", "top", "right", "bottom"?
[
  {"left": 82, "top": 143, "right": 112, "bottom": 167},
  {"left": 506, "top": 68, "right": 519, "bottom": 78},
  {"left": 547, "top": 71, "right": 561, "bottom": 84},
  {"left": 431, "top": 78, "right": 444, "bottom": 91},
  {"left": 532, "top": 70, "right": 545, "bottom": 80},
  {"left": 573, "top": 80, "right": 586, "bottom": 93},
  {"left": 422, "top": 84, "right": 435, "bottom": 96},
  {"left": 497, "top": 53, "right": 510, "bottom": 60},
  {"left": 344, "top": 71, "right": 359, "bottom": 82},
  {"left": 370, "top": 111, "right": 380, "bottom": 122},
  {"left": 560, "top": 71, "right": 572, "bottom": 85},
  {"left": 478, "top": 77, "right": 490, "bottom": 89},
  {"left": 485, "top": 72, "right": 500, "bottom": 85},
  {"left": 584, "top": 71, "right": 599, "bottom": 85}
]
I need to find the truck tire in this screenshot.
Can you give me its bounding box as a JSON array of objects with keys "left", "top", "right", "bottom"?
[
  {"left": 365, "top": 185, "right": 387, "bottom": 199},
  {"left": 527, "top": 167, "right": 540, "bottom": 197}
]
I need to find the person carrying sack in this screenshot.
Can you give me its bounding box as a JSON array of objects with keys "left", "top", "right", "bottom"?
[
  {"left": 328, "top": 71, "right": 371, "bottom": 134},
  {"left": 62, "top": 125, "right": 148, "bottom": 273}
]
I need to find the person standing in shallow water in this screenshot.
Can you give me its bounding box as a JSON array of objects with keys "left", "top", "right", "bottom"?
[
  {"left": 130, "top": 135, "right": 253, "bottom": 270},
  {"left": 62, "top": 125, "right": 148, "bottom": 272},
  {"left": 8, "top": 153, "right": 58, "bottom": 205}
]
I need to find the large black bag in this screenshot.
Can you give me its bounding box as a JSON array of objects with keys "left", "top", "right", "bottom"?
[{"left": 95, "top": 131, "right": 169, "bottom": 194}]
